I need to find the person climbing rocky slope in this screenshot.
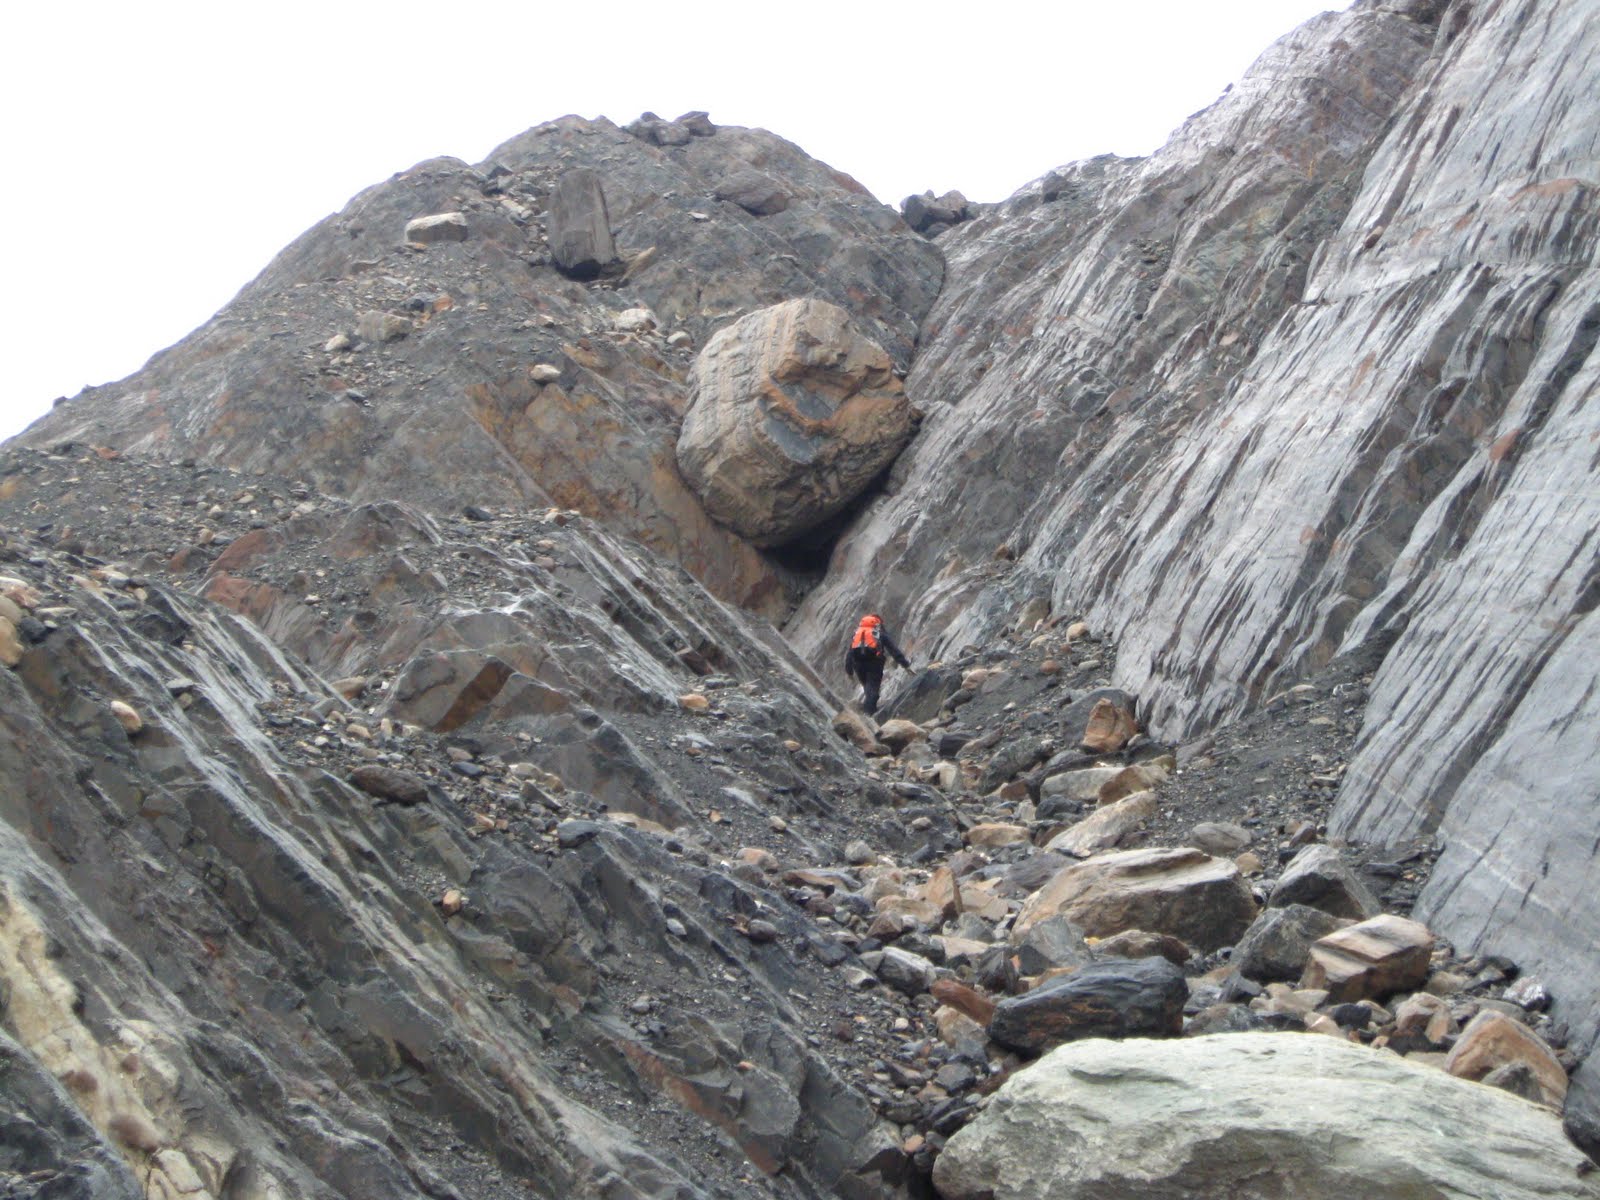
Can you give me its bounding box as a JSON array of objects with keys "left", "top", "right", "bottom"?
[
  {"left": 6, "top": 0, "right": 1600, "bottom": 1194},
  {"left": 789, "top": 0, "right": 1600, "bottom": 1145},
  {"left": 2, "top": 443, "right": 1591, "bottom": 1198}
]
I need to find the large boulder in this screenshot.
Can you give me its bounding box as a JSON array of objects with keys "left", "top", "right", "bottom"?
[
  {"left": 675, "top": 298, "right": 917, "bottom": 546},
  {"left": 548, "top": 167, "right": 618, "bottom": 278},
  {"left": 988, "top": 957, "right": 1187, "bottom": 1053},
  {"left": 1013, "top": 847, "right": 1257, "bottom": 952},
  {"left": 933, "top": 1033, "right": 1600, "bottom": 1200}
]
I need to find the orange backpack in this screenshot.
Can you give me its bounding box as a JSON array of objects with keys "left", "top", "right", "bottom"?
[{"left": 851, "top": 614, "right": 884, "bottom": 656}]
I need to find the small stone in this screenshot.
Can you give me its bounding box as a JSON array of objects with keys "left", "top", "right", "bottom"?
[
  {"left": 439, "top": 889, "right": 465, "bottom": 916},
  {"left": 347, "top": 765, "right": 430, "bottom": 806},
  {"left": 530, "top": 364, "right": 562, "bottom": 383},
  {"left": 324, "top": 332, "right": 352, "bottom": 353},
  {"left": 109, "top": 700, "right": 143, "bottom": 735},
  {"left": 665, "top": 918, "right": 689, "bottom": 938},
  {"left": 0, "top": 615, "right": 22, "bottom": 668},
  {"left": 1189, "top": 821, "right": 1252, "bottom": 856},
  {"left": 965, "top": 823, "right": 1031, "bottom": 848},
  {"left": 845, "top": 839, "right": 876, "bottom": 866},
  {"left": 745, "top": 919, "right": 780, "bottom": 943},
  {"left": 357, "top": 311, "right": 411, "bottom": 343},
  {"left": 679, "top": 693, "right": 711, "bottom": 711},
  {"left": 614, "top": 307, "right": 657, "bottom": 332}
]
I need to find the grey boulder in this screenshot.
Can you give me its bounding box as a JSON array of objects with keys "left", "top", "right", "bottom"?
[{"left": 934, "top": 1032, "right": 1600, "bottom": 1200}]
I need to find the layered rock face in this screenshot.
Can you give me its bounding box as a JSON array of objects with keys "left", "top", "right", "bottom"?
[
  {"left": 788, "top": 0, "right": 1600, "bottom": 1121},
  {"left": 21, "top": 114, "right": 941, "bottom": 617},
  {"left": 677, "top": 298, "right": 917, "bottom": 546},
  {"left": 0, "top": 447, "right": 911, "bottom": 1200}
]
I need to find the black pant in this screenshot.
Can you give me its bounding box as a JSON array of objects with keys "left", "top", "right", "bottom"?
[{"left": 856, "top": 655, "right": 885, "bottom": 715}]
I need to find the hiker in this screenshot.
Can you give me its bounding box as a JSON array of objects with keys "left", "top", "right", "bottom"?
[{"left": 844, "top": 613, "right": 911, "bottom": 716}]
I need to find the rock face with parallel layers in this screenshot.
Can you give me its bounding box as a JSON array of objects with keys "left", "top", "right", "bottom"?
[
  {"left": 933, "top": 1033, "right": 1600, "bottom": 1200},
  {"left": 786, "top": 0, "right": 1600, "bottom": 1136},
  {"left": 676, "top": 298, "right": 918, "bottom": 546}
]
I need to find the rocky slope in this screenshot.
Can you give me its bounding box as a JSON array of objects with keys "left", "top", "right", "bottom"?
[
  {"left": 789, "top": 0, "right": 1600, "bottom": 1140},
  {"left": 3, "top": 444, "right": 1587, "bottom": 1200},
  {"left": 22, "top": 113, "right": 942, "bottom": 618},
  {"left": 6, "top": 0, "right": 1600, "bottom": 1193}
]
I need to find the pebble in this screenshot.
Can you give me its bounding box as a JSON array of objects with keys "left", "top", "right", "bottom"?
[{"left": 109, "top": 700, "right": 143, "bottom": 735}]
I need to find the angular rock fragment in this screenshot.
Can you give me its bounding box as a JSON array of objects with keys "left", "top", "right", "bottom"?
[
  {"left": 715, "top": 169, "right": 790, "bottom": 216},
  {"left": 1044, "top": 791, "right": 1155, "bottom": 857},
  {"left": 1014, "top": 913, "right": 1094, "bottom": 977},
  {"left": 347, "top": 765, "right": 430, "bottom": 806},
  {"left": 1446, "top": 1010, "right": 1568, "bottom": 1109},
  {"left": 1232, "top": 903, "right": 1352, "bottom": 983},
  {"left": 404, "top": 212, "right": 470, "bottom": 244},
  {"left": 1080, "top": 694, "right": 1138, "bottom": 753},
  {"left": 1269, "top": 844, "right": 1380, "bottom": 919},
  {"left": 1300, "top": 913, "right": 1434, "bottom": 1002},
  {"left": 1014, "top": 847, "right": 1257, "bottom": 952},
  {"left": 988, "top": 957, "right": 1187, "bottom": 1053},
  {"left": 548, "top": 167, "right": 618, "bottom": 279},
  {"left": 1188, "top": 821, "right": 1251, "bottom": 856}
]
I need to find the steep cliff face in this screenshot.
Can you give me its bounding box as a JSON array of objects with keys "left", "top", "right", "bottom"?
[
  {"left": 793, "top": 0, "right": 1600, "bottom": 1110},
  {"left": 8, "top": 0, "right": 1600, "bottom": 1187},
  {"left": 22, "top": 115, "right": 941, "bottom": 618}
]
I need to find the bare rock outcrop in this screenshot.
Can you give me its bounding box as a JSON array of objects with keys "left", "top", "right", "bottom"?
[
  {"left": 20, "top": 115, "right": 942, "bottom": 619},
  {"left": 676, "top": 298, "right": 918, "bottom": 546},
  {"left": 786, "top": 0, "right": 1600, "bottom": 1134}
]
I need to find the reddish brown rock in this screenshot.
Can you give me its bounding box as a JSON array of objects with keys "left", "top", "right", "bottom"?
[
  {"left": 1446, "top": 1010, "right": 1568, "bottom": 1109},
  {"left": 1080, "top": 696, "right": 1138, "bottom": 754},
  {"left": 1300, "top": 914, "right": 1434, "bottom": 1003}
]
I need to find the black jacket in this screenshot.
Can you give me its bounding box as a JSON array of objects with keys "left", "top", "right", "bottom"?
[{"left": 844, "top": 625, "right": 910, "bottom": 678}]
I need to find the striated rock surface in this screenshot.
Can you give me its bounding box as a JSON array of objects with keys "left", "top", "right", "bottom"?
[
  {"left": 785, "top": 0, "right": 1600, "bottom": 1131},
  {"left": 676, "top": 299, "right": 918, "bottom": 546},
  {"left": 0, "top": 449, "right": 911, "bottom": 1200},
  {"left": 933, "top": 1033, "right": 1600, "bottom": 1200}
]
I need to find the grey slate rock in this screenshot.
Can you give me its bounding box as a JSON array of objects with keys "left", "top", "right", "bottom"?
[
  {"left": 1232, "top": 903, "right": 1352, "bottom": 983},
  {"left": 347, "top": 765, "right": 430, "bottom": 806},
  {"left": 548, "top": 168, "right": 618, "bottom": 279}
]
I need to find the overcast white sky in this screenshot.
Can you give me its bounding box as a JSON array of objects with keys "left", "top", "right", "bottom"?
[{"left": 1, "top": 0, "right": 1351, "bottom": 441}]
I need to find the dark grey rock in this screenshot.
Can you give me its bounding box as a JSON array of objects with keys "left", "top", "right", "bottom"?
[
  {"left": 548, "top": 167, "right": 618, "bottom": 279},
  {"left": 1268, "top": 844, "right": 1380, "bottom": 919},
  {"left": 988, "top": 956, "right": 1187, "bottom": 1053},
  {"left": 347, "top": 765, "right": 429, "bottom": 805},
  {"left": 1233, "top": 903, "right": 1352, "bottom": 983}
]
